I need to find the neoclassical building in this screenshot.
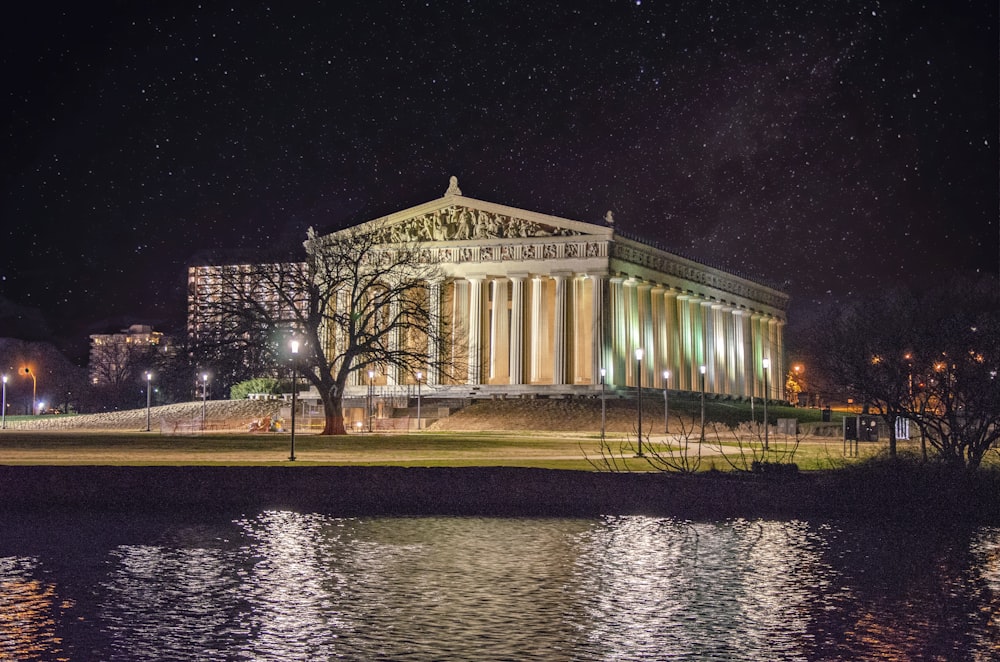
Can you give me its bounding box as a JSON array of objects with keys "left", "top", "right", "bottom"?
[{"left": 313, "top": 177, "right": 788, "bottom": 401}]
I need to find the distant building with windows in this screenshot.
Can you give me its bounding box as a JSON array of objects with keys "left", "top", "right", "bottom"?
[{"left": 88, "top": 324, "right": 169, "bottom": 386}]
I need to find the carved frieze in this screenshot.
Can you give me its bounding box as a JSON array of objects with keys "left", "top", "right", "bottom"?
[
  {"left": 376, "top": 205, "right": 583, "bottom": 243},
  {"left": 611, "top": 243, "right": 785, "bottom": 310},
  {"left": 383, "top": 241, "right": 608, "bottom": 268}
]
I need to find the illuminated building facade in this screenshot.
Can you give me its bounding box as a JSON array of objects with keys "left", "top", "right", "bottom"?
[
  {"left": 188, "top": 178, "right": 788, "bottom": 400},
  {"left": 336, "top": 178, "right": 785, "bottom": 400},
  {"left": 88, "top": 324, "right": 168, "bottom": 386}
]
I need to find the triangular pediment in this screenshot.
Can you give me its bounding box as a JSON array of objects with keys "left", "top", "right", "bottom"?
[{"left": 348, "top": 194, "right": 613, "bottom": 245}]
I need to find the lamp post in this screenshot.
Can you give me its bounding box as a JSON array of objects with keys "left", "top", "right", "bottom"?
[
  {"left": 22, "top": 368, "right": 36, "bottom": 415},
  {"left": 635, "top": 348, "right": 644, "bottom": 457},
  {"left": 289, "top": 340, "right": 299, "bottom": 461},
  {"left": 599, "top": 368, "right": 606, "bottom": 441},
  {"left": 762, "top": 358, "right": 770, "bottom": 452},
  {"left": 201, "top": 373, "right": 209, "bottom": 430},
  {"left": 367, "top": 369, "right": 375, "bottom": 432},
  {"left": 699, "top": 365, "right": 707, "bottom": 442},
  {"left": 415, "top": 371, "right": 423, "bottom": 432},
  {"left": 1, "top": 375, "right": 6, "bottom": 430},
  {"left": 663, "top": 370, "right": 670, "bottom": 434},
  {"left": 145, "top": 372, "right": 152, "bottom": 432}
]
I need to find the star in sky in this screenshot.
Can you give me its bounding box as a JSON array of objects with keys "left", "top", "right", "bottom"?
[{"left": 1, "top": 1, "right": 996, "bottom": 360}]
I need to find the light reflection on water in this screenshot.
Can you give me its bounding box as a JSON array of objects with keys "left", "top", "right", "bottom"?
[
  {"left": 575, "top": 518, "right": 831, "bottom": 660},
  {"left": 0, "top": 513, "right": 997, "bottom": 660},
  {"left": 0, "top": 557, "right": 64, "bottom": 661}
]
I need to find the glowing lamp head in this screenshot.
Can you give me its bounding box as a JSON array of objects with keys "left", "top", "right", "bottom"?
[
  {"left": 762, "top": 358, "right": 770, "bottom": 370},
  {"left": 146, "top": 372, "right": 152, "bottom": 381},
  {"left": 290, "top": 339, "right": 300, "bottom": 354},
  {"left": 699, "top": 365, "right": 707, "bottom": 374},
  {"left": 663, "top": 370, "right": 670, "bottom": 381},
  {"left": 635, "top": 348, "right": 644, "bottom": 361},
  {"left": 416, "top": 371, "right": 423, "bottom": 381}
]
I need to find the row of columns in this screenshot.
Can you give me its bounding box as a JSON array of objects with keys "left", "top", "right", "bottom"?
[
  {"left": 450, "top": 273, "right": 598, "bottom": 388},
  {"left": 607, "top": 276, "right": 784, "bottom": 399},
  {"left": 344, "top": 273, "right": 784, "bottom": 400}
]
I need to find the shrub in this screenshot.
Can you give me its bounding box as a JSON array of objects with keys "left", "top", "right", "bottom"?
[{"left": 230, "top": 377, "right": 281, "bottom": 400}]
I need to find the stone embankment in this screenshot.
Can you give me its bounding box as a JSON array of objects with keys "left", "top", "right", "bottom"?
[
  {"left": 427, "top": 397, "right": 699, "bottom": 433},
  {"left": 3, "top": 400, "right": 284, "bottom": 432},
  {"left": 7, "top": 397, "right": 674, "bottom": 434}
]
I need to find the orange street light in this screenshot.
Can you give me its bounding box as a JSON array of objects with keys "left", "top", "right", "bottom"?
[{"left": 22, "top": 367, "right": 36, "bottom": 415}]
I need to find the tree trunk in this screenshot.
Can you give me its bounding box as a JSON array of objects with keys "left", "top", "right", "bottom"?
[{"left": 319, "top": 388, "right": 348, "bottom": 435}]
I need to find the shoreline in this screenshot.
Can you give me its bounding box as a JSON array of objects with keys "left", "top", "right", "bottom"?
[{"left": 2, "top": 465, "right": 998, "bottom": 523}]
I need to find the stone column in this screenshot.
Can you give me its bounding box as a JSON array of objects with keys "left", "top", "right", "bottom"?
[
  {"left": 637, "top": 281, "right": 653, "bottom": 388},
  {"left": 489, "top": 278, "right": 510, "bottom": 383},
  {"left": 467, "top": 276, "right": 484, "bottom": 385},
  {"left": 740, "top": 310, "right": 753, "bottom": 398},
  {"left": 751, "top": 313, "right": 764, "bottom": 398},
  {"left": 651, "top": 285, "right": 665, "bottom": 387},
  {"left": 677, "top": 294, "right": 693, "bottom": 391},
  {"left": 690, "top": 296, "right": 704, "bottom": 391},
  {"left": 452, "top": 279, "right": 469, "bottom": 384},
  {"left": 625, "top": 279, "right": 639, "bottom": 386},
  {"left": 387, "top": 298, "right": 401, "bottom": 386},
  {"left": 609, "top": 276, "right": 626, "bottom": 386},
  {"left": 702, "top": 300, "right": 716, "bottom": 394},
  {"left": 530, "top": 276, "right": 546, "bottom": 383},
  {"left": 731, "top": 309, "right": 746, "bottom": 397},
  {"left": 552, "top": 273, "right": 568, "bottom": 385},
  {"left": 768, "top": 317, "right": 781, "bottom": 400},
  {"left": 590, "top": 273, "right": 607, "bottom": 385},
  {"left": 715, "top": 304, "right": 733, "bottom": 395},
  {"left": 427, "top": 279, "right": 442, "bottom": 385},
  {"left": 664, "top": 288, "right": 681, "bottom": 389},
  {"left": 509, "top": 275, "right": 526, "bottom": 385},
  {"left": 333, "top": 288, "right": 356, "bottom": 386}
]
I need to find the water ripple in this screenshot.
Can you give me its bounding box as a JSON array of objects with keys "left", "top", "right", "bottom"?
[{"left": 0, "top": 514, "right": 995, "bottom": 660}]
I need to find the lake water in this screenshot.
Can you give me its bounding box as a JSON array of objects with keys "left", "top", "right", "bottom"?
[{"left": 0, "top": 511, "right": 997, "bottom": 660}]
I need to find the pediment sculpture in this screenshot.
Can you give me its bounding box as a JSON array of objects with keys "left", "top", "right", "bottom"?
[{"left": 376, "top": 206, "right": 583, "bottom": 244}]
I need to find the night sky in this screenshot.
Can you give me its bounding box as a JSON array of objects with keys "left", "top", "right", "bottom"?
[{"left": 2, "top": 1, "right": 996, "bottom": 362}]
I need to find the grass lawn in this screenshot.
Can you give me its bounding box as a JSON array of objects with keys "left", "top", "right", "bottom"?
[{"left": 0, "top": 427, "right": 899, "bottom": 471}]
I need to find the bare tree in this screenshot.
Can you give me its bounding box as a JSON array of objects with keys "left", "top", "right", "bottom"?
[
  {"left": 906, "top": 278, "right": 1000, "bottom": 469},
  {"left": 808, "top": 289, "right": 918, "bottom": 459},
  {"left": 807, "top": 274, "right": 1000, "bottom": 470},
  {"left": 190, "top": 221, "right": 451, "bottom": 435}
]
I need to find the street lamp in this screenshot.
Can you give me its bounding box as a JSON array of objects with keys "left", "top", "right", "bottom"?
[
  {"left": 663, "top": 370, "right": 671, "bottom": 434},
  {"left": 635, "top": 348, "right": 644, "bottom": 457},
  {"left": 289, "top": 340, "right": 299, "bottom": 461},
  {"left": 145, "top": 372, "right": 152, "bottom": 432},
  {"left": 762, "top": 357, "right": 770, "bottom": 452},
  {"left": 599, "top": 368, "right": 606, "bottom": 441},
  {"left": 415, "top": 370, "right": 423, "bottom": 432},
  {"left": 201, "top": 373, "right": 209, "bottom": 430},
  {"left": 367, "top": 369, "right": 375, "bottom": 433},
  {"left": 699, "top": 365, "right": 707, "bottom": 442},
  {"left": 1, "top": 375, "right": 7, "bottom": 430},
  {"left": 22, "top": 367, "right": 36, "bottom": 415}
]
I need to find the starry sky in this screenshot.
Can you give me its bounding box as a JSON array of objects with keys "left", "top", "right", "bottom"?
[{"left": 2, "top": 1, "right": 997, "bottom": 361}]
